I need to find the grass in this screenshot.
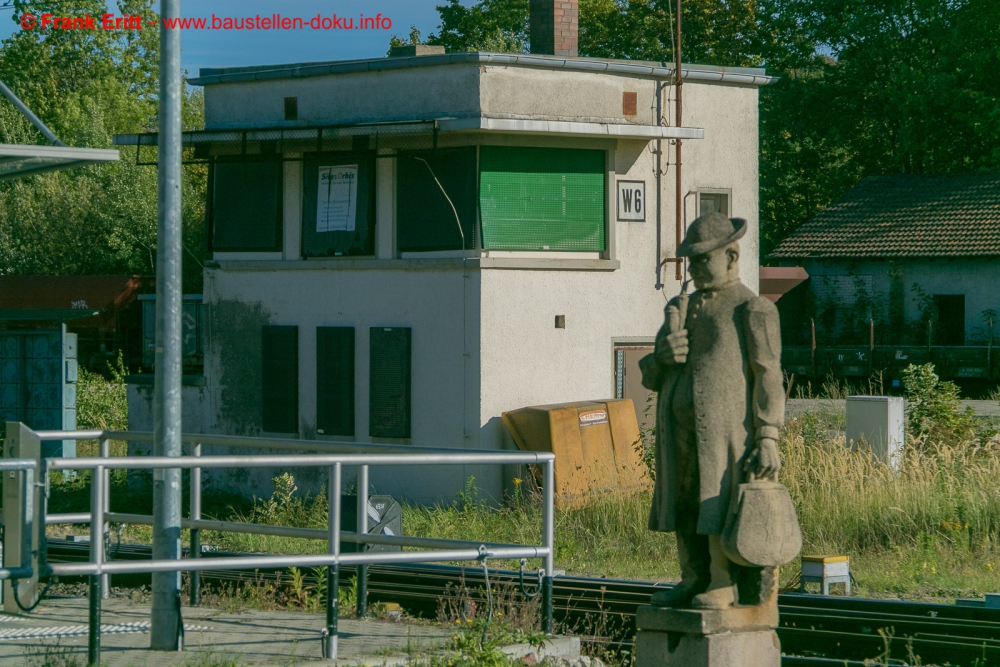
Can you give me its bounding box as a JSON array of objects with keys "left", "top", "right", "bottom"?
[{"left": 26, "top": 362, "right": 1000, "bottom": 608}]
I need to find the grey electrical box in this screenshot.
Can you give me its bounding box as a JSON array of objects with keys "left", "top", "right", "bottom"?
[
  {"left": 846, "top": 396, "right": 904, "bottom": 470},
  {"left": 339, "top": 495, "right": 402, "bottom": 553},
  {"left": 0, "top": 327, "right": 78, "bottom": 458},
  {"left": 3, "top": 423, "right": 41, "bottom": 612}
]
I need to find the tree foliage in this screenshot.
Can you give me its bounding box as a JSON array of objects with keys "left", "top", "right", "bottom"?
[
  {"left": 0, "top": 0, "right": 206, "bottom": 288},
  {"left": 414, "top": 0, "right": 1000, "bottom": 256}
]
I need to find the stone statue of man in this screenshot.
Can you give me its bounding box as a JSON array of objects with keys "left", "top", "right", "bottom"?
[{"left": 640, "top": 212, "right": 785, "bottom": 610}]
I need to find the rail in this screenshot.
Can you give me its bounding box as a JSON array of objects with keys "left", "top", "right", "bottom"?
[{"left": 6, "top": 425, "right": 557, "bottom": 665}]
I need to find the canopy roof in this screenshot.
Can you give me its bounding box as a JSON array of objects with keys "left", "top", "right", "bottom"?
[{"left": 0, "top": 143, "right": 120, "bottom": 180}]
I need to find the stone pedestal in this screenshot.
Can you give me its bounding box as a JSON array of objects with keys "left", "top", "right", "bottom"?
[{"left": 634, "top": 602, "right": 780, "bottom": 667}]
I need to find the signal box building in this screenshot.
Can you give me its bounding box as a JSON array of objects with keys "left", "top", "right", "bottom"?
[{"left": 119, "top": 44, "right": 773, "bottom": 502}]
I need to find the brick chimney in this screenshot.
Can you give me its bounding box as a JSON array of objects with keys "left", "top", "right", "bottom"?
[{"left": 529, "top": 0, "right": 579, "bottom": 57}]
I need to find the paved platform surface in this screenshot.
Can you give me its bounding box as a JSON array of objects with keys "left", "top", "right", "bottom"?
[{"left": 0, "top": 597, "right": 452, "bottom": 666}]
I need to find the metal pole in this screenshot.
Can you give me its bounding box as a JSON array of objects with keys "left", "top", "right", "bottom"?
[
  {"left": 673, "top": 0, "right": 684, "bottom": 282},
  {"left": 326, "top": 463, "right": 342, "bottom": 660},
  {"left": 355, "top": 465, "right": 369, "bottom": 619},
  {"left": 99, "top": 438, "right": 110, "bottom": 599},
  {"left": 88, "top": 465, "right": 104, "bottom": 666},
  {"left": 151, "top": 0, "right": 184, "bottom": 651},
  {"left": 0, "top": 79, "right": 66, "bottom": 146},
  {"left": 541, "top": 459, "right": 555, "bottom": 635},
  {"left": 190, "top": 443, "right": 202, "bottom": 606}
]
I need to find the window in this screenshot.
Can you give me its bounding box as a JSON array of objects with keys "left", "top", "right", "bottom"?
[
  {"left": 211, "top": 159, "right": 283, "bottom": 252},
  {"left": 317, "top": 327, "right": 355, "bottom": 436},
  {"left": 397, "top": 148, "right": 477, "bottom": 252},
  {"left": 262, "top": 326, "right": 298, "bottom": 433},
  {"left": 698, "top": 189, "right": 730, "bottom": 217},
  {"left": 369, "top": 327, "right": 411, "bottom": 438},
  {"left": 479, "top": 146, "right": 605, "bottom": 252},
  {"left": 301, "top": 154, "right": 376, "bottom": 257}
]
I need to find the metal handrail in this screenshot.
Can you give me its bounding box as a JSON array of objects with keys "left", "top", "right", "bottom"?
[{"left": 8, "top": 425, "right": 557, "bottom": 666}]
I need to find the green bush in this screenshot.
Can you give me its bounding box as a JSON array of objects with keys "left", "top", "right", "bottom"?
[{"left": 902, "top": 363, "right": 980, "bottom": 445}]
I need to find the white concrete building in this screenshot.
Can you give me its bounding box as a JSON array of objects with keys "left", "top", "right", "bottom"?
[{"left": 121, "top": 44, "right": 774, "bottom": 503}]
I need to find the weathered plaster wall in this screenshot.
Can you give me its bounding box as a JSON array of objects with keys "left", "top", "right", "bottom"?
[
  {"left": 798, "top": 258, "right": 1000, "bottom": 344},
  {"left": 203, "top": 65, "right": 482, "bottom": 128},
  {"left": 478, "top": 78, "right": 761, "bottom": 452},
  {"left": 184, "top": 60, "right": 763, "bottom": 504},
  {"left": 197, "top": 266, "right": 482, "bottom": 502}
]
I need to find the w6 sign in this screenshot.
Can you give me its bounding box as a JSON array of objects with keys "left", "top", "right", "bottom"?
[{"left": 616, "top": 180, "right": 645, "bottom": 221}]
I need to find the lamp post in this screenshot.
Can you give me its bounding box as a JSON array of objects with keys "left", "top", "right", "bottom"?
[{"left": 150, "top": 0, "right": 184, "bottom": 650}]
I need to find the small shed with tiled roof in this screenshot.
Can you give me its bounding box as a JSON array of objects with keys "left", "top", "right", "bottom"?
[{"left": 770, "top": 173, "right": 1000, "bottom": 348}]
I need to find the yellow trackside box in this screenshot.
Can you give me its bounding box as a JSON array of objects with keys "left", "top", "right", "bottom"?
[{"left": 502, "top": 399, "right": 651, "bottom": 507}]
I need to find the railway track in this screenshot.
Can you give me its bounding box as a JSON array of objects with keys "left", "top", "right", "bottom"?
[{"left": 46, "top": 541, "right": 1000, "bottom": 666}]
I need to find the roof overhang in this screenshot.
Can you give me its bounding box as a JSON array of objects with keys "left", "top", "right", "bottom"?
[
  {"left": 759, "top": 266, "right": 809, "bottom": 303},
  {"left": 0, "top": 144, "right": 120, "bottom": 180},
  {"left": 189, "top": 52, "right": 778, "bottom": 87},
  {"left": 114, "top": 117, "right": 703, "bottom": 149}
]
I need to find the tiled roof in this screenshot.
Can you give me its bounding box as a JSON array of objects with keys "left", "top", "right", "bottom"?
[{"left": 769, "top": 173, "right": 1000, "bottom": 258}]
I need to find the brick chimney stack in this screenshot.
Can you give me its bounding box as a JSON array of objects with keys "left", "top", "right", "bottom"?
[{"left": 529, "top": 0, "right": 579, "bottom": 57}]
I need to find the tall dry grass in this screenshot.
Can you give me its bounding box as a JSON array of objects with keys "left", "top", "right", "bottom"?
[{"left": 782, "top": 416, "right": 1000, "bottom": 555}]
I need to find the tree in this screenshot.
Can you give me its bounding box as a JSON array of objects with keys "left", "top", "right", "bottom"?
[
  {"left": 413, "top": 0, "right": 1000, "bottom": 257},
  {"left": 0, "top": 0, "right": 206, "bottom": 288}
]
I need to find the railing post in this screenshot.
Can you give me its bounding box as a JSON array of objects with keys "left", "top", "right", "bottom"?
[
  {"left": 325, "top": 462, "right": 342, "bottom": 660},
  {"left": 541, "top": 458, "right": 555, "bottom": 635},
  {"left": 89, "top": 463, "right": 104, "bottom": 666},
  {"left": 356, "top": 464, "right": 369, "bottom": 619},
  {"left": 190, "top": 443, "right": 202, "bottom": 606},
  {"left": 99, "top": 438, "right": 110, "bottom": 599}
]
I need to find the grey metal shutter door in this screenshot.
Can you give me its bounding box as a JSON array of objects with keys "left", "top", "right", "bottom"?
[
  {"left": 317, "top": 327, "right": 355, "bottom": 436},
  {"left": 262, "top": 325, "right": 298, "bottom": 433},
  {"left": 369, "top": 327, "right": 411, "bottom": 438}
]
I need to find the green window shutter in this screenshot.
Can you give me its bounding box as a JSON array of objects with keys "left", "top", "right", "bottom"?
[
  {"left": 211, "top": 159, "right": 283, "bottom": 252},
  {"left": 396, "top": 148, "right": 477, "bottom": 252},
  {"left": 479, "top": 146, "right": 606, "bottom": 251},
  {"left": 262, "top": 325, "right": 298, "bottom": 433},
  {"left": 301, "top": 155, "right": 376, "bottom": 258},
  {"left": 369, "top": 327, "right": 411, "bottom": 439},
  {"left": 317, "top": 327, "right": 355, "bottom": 437}
]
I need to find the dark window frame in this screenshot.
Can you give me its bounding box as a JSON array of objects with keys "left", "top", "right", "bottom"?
[
  {"left": 316, "top": 326, "right": 356, "bottom": 437},
  {"left": 208, "top": 155, "right": 285, "bottom": 253},
  {"left": 261, "top": 325, "right": 298, "bottom": 433},
  {"left": 300, "top": 151, "right": 377, "bottom": 259},
  {"left": 396, "top": 147, "right": 479, "bottom": 253},
  {"left": 369, "top": 327, "right": 411, "bottom": 439}
]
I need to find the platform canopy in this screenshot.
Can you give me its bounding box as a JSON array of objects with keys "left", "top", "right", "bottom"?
[{"left": 0, "top": 143, "right": 120, "bottom": 181}]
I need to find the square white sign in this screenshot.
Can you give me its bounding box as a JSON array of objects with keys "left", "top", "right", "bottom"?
[{"left": 617, "top": 180, "right": 645, "bottom": 221}]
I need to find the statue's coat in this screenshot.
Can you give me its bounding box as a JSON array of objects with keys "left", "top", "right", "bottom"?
[{"left": 640, "top": 280, "right": 785, "bottom": 535}]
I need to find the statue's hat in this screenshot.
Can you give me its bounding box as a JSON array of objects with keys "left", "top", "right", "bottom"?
[{"left": 677, "top": 212, "right": 747, "bottom": 257}]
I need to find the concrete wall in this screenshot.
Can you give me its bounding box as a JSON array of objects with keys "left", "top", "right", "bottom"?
[
  {"left": 193, "top": 267, "right": 482, "bottom": 502},
  {"left": 167, "top": 60, "right": 763, "bottom": 504},
  {"left": 203, "top": 64, "right": 483, "bottom": 128},
  {"left": 478, "top": 77, "right": 761, "bottom": 453}
]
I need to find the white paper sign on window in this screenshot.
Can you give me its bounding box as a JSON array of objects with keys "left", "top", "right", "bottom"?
[{"left": 316, "top": 165, "right": 358, "bottom": 232}]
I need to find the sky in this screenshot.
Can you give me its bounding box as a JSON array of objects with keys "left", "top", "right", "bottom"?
[{"left": 0, "top": 0, "right": 449, "bottom": 75}]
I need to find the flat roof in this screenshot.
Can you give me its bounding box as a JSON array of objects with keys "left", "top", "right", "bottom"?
[
  {"left": 0, "top": 143, "right": 120, "bottom": 180},
  {"left": 189, "top": 51, "right": 776, "bottom": 88}
]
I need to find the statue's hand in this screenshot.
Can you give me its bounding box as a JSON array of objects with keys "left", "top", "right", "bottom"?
[
  {"left": 745, "top": 437, "right": 781, "bottom": 479},
  {"left": 655, "top": 330, "right": 688, "bottom": 365}
]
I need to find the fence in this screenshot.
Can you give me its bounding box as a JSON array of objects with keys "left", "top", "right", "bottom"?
[{"left": 2, "top": 424, "right": 556, "bottom": 665}]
